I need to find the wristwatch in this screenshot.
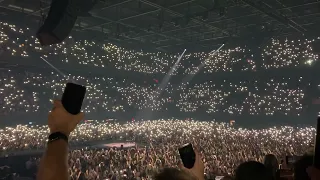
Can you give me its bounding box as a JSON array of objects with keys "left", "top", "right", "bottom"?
[{"left": 48, "top": 132, "right": 68, "bottom": 144}]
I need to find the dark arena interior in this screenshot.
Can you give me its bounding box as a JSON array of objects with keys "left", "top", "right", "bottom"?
[{"left": 0, "top": 0, "right": 320, "bottom": 179}]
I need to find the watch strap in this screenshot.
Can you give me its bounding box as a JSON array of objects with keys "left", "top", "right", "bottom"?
[{"left": 48, "top": 132, "right": 68, "bottom": 143}]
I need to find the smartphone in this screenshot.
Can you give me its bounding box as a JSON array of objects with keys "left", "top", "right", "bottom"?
[
  {"left": 179, "top": 143, "right": 196, "bottom": 169},
  {"left": 314, "top": 117, "right": 320, "bottom": 168},
  {"left": 215, "top": 176, "right": 224, "bottom": 180},
  {"left": 61, "top": 82, "right": 86, "bottom": 115},
  {"left": 286, "top": 155, "right": 302, "bottom": 168},
  {"left": 285, "top": 156, "right": 295, "bottom": 165}
]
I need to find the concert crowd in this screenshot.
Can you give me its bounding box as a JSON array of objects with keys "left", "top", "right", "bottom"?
[
  {"left": 0, "top": 21, "right": 320, "bottom": 180},
  {"left": 0, "top": 70, "right": 312, "bottom": 116},
  {"left": 0, "top": 21, "right": 318, "bottom": 74},
  {"left": 0, "top": 120, "right": 316, "bottom": 179}
]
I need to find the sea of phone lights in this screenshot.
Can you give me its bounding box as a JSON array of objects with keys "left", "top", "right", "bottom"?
[
  {"left": 0, "top": 21, "right": 319, "bottom": 177},
  {"left": 0, "top": 120, "right": 315, "bottom": 178},
  {"left": 0, "top": 21, "right": 318, "bottom": 116}
]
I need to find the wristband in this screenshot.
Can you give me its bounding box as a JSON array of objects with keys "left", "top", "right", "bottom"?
[{"left": 48, "top": 132, "right": 68, "bottom": 144}]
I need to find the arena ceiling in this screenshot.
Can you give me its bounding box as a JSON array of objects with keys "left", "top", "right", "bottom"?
[{"left": 0, "top": 0, "right": 320, "bottom": 52}]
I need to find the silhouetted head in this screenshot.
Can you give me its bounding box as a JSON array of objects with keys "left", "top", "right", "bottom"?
[
  {"left": 235, "top": 161, "right": 272, "bottom": 180},
  {"left": 264, "top": 154, "right": 279, "bottom": 180},
  {"left": 293, "top": 155, "right": 313, "bottom": 180}
]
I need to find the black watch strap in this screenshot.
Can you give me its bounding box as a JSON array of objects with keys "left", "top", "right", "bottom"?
[{"left": 48, "top": 132, "right": 68, "bottom": 144}]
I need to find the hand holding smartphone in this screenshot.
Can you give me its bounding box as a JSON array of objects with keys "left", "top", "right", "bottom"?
[
  {"left": 179, "top": 143, "right": 196, "bottom": 169},
  {"left": 61, "top": 82, "right": 86, "bottom": 115},
  {"left": 179, "top": 143, "right": 205, "bottom": 180}
]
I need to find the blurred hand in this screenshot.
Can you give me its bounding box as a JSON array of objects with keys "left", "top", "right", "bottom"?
[
  {"left": 48, "top": 100, "right": 84, "bottom": 136},
  {"left": 307, "top": 167, "right": 320, "bottom": 180},
  {"left": 180, "top": 149, "right": 205, "bottom": 180}
]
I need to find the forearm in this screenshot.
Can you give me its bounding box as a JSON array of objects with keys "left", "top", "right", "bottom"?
[{"left": 37, "top": 139, "right": 69, "bottom": 180}]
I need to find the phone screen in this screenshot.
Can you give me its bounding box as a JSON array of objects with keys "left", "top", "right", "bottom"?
[
  {"left": 286, "top": 156, "right": 295, "bottom": 165},
  {"left": 61, "top": 82, "right": 86, "bottom": 115},
  {"left": 215, "top": 176, "right": 224, "bottom": 180},
  {"left": 178, "top": 143, "right": 196, "bottom": 169},
  {"left": 286, "top": 155, "right": 302, "bottom": 168}
]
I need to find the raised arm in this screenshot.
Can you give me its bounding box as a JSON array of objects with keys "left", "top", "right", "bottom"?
[{"left": 37, "top": 100, "right": 84, "bottom": 180}]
